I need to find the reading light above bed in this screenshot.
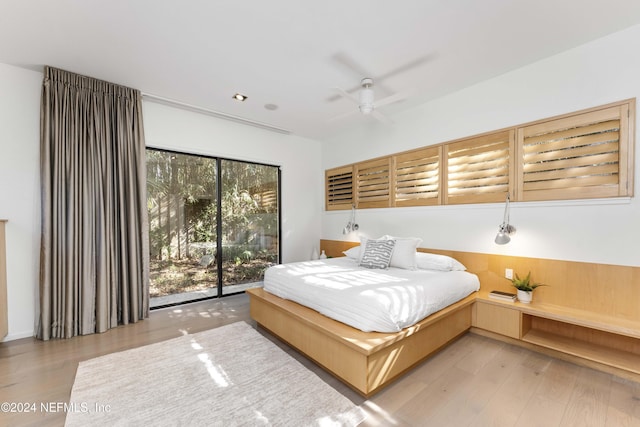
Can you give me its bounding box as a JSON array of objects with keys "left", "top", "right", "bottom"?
[
  {"left": 495, "top": 194, "right": 516, "bottom": 245},
  {"left": 342, "top": 204, "right": 359, "bottom": 234}
]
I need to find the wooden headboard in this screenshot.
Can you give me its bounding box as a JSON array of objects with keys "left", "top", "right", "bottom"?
[{"left": 320, "top": 239, "right": 640, "bottom": 325}]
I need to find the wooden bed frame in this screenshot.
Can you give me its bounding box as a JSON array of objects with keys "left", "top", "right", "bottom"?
[
  {"left": 247, "top": 288, "right": 475, "bottom": 396},
  {"left": 247, "top": 239, "right": 488, "bottom": 396}
]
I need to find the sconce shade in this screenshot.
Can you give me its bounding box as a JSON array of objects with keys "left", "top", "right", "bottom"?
[
  {"left": 495, "top": 232, "right": 510, "bottom": 245},
  {"left": 495, "top": 225, "right": 514, "bottom": 244}
]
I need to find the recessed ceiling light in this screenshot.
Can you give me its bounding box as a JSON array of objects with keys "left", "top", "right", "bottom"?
[
  {"left": 233, "top": 93, "right": 247, "bottom": 102},
  {"left": 264, "top": 103, "right": 278, "bottom": 111}
]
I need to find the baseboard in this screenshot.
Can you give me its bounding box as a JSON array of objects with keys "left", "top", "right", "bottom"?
[{"left": 2, "top": 330, "right": 33, "bottom": 342}]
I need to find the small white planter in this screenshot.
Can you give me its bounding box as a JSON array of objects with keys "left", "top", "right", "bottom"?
[{"left": 517, "top": 290, "right": 532, "bottom": 304}]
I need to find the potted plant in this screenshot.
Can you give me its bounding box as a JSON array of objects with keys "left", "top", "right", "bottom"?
[{"left": 509, "top": 271, "right": 546, "bottom": 304}]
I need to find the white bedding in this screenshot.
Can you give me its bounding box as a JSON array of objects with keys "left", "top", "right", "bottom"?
[{"left": 263, "top": 257, "right": 480, "bottom": 333}]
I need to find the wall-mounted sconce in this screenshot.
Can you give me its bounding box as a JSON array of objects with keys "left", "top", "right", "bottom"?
[
  {"left": 495, "top": 194, "right": 516, "bottom": 245},
  {"left": 342, "top": 204, "right": 359, "bottom": 234}
]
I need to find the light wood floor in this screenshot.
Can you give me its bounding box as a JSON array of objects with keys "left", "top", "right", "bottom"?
[{"left": 1, "top": 294, "right": 639, "bottom": 427}]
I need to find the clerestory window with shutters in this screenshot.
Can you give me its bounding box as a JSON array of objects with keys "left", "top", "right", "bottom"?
[
  {"left": 444, "top": 130, "right": 514, "bottom": 205},
  {"left": 516, "top": 103, "right": 632, "bottom": 201},
  {"left": 325, "top": 165, "right": 354, "bottom": 211},
  {"left": 356, "top": 158, "right": 392, "bottom": 208},
  {"left": 325, "top": 99, "right": 634, "bottom": 210},
  {"left": 394, "top": 146, "right": 441, "bottom": 207}
]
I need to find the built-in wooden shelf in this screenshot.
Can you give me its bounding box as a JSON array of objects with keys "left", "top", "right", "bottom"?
[
  {"left": 474, "top": 293, "right": 640, "bottom": 379},
  {"left": 522, "top": 329, "right": 640, "bottom": 375},
  {"left": 518, "top": 302, "right": 640, "bottom": 340},
  {"left": 476, "top": 290, "right": 640, "bottom": 339}
]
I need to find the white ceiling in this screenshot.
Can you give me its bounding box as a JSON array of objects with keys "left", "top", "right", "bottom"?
[{"left": 2, "top": 0, "right": 640, "bottom": 140}]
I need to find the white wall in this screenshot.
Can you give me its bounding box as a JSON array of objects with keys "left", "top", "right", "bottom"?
[
  {"left": 0, "top": 63, "right": 42, "bottom": 341},
  {"left": 322, "top": 24, "right": 640, "bottom": 267},
  {"left": 0, "top": 64, "right": 323, "bottom": 341}
]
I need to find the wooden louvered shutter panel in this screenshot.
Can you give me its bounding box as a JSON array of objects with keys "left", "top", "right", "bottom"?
[
  {"left": 256, "top": 186, "right": 277, "bottom": 210},
  {"left": 445, "top": 130, "right": 514, "bottom": 204},
  {"left": 356, "top": 158, "right": 392, "bottom": 208},
  {"left": 325, "top": 165, "right": 354, "bottom": 210},
  {"left": 516, "top": 104, "right": 632, "bottom": 201},
  {"left": 394, "top": 146, "right": 441, "bottom": 206}
]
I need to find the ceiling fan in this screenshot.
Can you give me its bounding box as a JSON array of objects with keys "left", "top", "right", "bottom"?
[{"left": 331, "top": 77, "right": 410, "bottom": 124}]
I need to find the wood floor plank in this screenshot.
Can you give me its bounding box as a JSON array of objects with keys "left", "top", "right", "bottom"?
[
  {"left": 473, "top": 339, "right": 530, "bottom": 387},
  {"left": 454, "top": 332, "right": 505, "bottom": 375},
  {"left": 394, "top": 366, "right": 472, "bottom": 425},
  {"left": 427, "top": 344, "right": 526, "bottom": 426},
  {"left": 413, "top": 341, "right": 526, "bottom": 426},
  {"left": 514, "top": 359, "right": 580, "bottom": 427},
  {"left": 605, "top": 377, "right": 640, "bottom": 427},
  {"left": 466, "top": 350, "right": 552, "bottom": 426},
  {"left": 561, "top": 366, "right": 613, "bottom": 427}
]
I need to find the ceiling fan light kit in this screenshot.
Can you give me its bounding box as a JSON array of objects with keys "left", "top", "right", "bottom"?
[{"left": 358, "top": 78, "right": 375, "bottom": 114}]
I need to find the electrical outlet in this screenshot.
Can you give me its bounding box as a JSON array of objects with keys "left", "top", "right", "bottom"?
[{"left": 505, "top": 268, "right": 513, "bottom": 280}]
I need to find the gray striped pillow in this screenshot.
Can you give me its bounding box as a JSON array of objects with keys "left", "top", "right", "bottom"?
[{"left": 359, "top": 239, "right": 396, "bottom": 269}]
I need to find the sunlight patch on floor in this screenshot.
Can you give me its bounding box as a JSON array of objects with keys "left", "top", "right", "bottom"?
[
  {"left": 197, "top": 352, "right": 230, "bottom": 387},
  {"left": 190, "top": 336, "right": 231, "bottom": 387},
  {"left": 360, "top": 400, "right": 400, "bottom": 426}
]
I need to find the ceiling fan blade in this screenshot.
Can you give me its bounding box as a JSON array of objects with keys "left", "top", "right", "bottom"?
[
  {"left": 374, "top": 89, "right": 413, "bottom": 108},
  {"left": 328, "top": 109, "right": 358, "bottom": 122},
  {"left": 332, "top": 52, "right": 371, "bottom": 81},
  {"left": 375, "top": 53, "right": 436, "bottom": 82},
  {"left": 331, "top": 87, "right": 360, "bottom": 104},
  {"left": 370, "top": 110, "right": 394, "bottom": 125},
  {"left": 326, "top": 93, "right": 344, "bottom": 102},
  {"left": 329, "top": 52, "right": 437, "bottom": 101}
]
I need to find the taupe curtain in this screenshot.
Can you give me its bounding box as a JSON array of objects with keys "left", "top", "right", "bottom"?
[{"left": 38, "top": 66, "right": 149, "bottom": 340}]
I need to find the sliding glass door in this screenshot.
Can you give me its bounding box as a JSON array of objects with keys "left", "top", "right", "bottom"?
[
  {"left": 220, "top": 160, "right": 280, "bottom": 295},
  {"left": 146, "top": 149, "right": 280, "bottom": 307}
]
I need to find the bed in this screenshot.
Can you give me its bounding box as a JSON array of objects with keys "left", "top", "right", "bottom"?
[
  {"left": 247, "top": 239, "right": 481, "bottom": 396},
  {"left": 262, "top": 257, "right": 479, "bottom": 333}
]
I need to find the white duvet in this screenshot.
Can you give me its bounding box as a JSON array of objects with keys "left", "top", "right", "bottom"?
[{"left": 263, "top": 257, "right": 480, "bottom": 333}]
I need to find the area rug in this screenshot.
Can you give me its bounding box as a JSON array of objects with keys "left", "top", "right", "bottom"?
[{"left": 65, "top": 321, "right": 365, "bottom": 426}]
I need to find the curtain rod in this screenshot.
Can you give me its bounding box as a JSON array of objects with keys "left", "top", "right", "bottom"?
[{"left": 141, "top": 92, "right": 291, "bottom": 135}]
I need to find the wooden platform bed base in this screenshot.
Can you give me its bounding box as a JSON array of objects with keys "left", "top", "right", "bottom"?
[{"left": 247, "top": 287, "right": 476, "bottom": 397}]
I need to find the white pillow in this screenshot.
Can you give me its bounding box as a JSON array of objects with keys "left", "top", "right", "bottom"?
[
  {"left": 381, "top": 235, "right": 422, "bottom": 270},
  {"left": 416, "top": 252, "right": 466, "bottom": 271},
  {"left": 343, "top": 246, "right": 360, "bottom": 259},
  {"left": 359, "top": 239, "right": 396, "bottom": 269}
]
